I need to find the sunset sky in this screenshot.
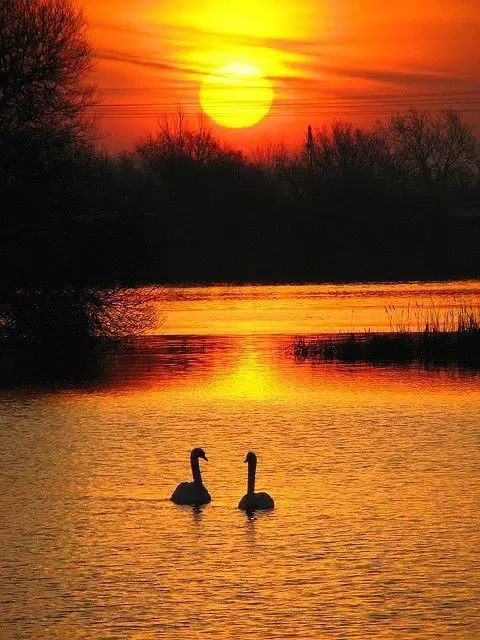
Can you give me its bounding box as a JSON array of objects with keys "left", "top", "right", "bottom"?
[{"left": 82, "top": 0, "right": 480, "bottom": 150}]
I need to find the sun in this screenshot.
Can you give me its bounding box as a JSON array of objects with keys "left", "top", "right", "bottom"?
[{"left": 199, "top": 62, "right": 274, "bottom": 129}]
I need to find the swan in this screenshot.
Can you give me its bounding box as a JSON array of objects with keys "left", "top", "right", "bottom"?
[
  {"left": 171, "top": 448, "right": 211, "bottom": 505},
  {"left": 238, "top": 451, "right": 275, "bottom": 511}
]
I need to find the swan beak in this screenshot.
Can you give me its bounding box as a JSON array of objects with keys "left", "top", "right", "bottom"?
[
  {"left": 201, "top": 454, "right": 208, "bottom": 462},
  {"left": 243, "top": 457, "right": 248, "bottom": 463}
]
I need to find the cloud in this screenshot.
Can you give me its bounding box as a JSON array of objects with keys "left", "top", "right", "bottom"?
[
  {"left": 96, "top": 48, "right": 207, "bottom": 78},
  {"left": 91, "top": 18, "right": 345, "bottom": 56},
  {"left": 321, "top": 65, "right": 480, "bottom": 88}
]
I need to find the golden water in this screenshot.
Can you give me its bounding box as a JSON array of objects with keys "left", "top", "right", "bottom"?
[
  {"left": 1, "top": 282, "right": 479, "bottom": 639},
  {"left": 159, "top": 280, "right": 480, "bottom": 335}
]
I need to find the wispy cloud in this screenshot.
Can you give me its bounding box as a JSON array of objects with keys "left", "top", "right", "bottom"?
[
  {"left": 319, "top": 65, "right": 480, "bottom": 89},
  {"left": 96, "top": 48, "right": 206, "bottom": 78}
]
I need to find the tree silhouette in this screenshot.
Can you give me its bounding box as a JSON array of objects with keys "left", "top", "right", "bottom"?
[
  {"left": 387, "top": 109, "right": 480, "bottom": 194},
  {"left": 0, "top": 0, "right": 94, "bottom": 181}
]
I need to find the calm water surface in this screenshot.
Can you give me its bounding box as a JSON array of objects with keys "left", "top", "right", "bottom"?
[{"left": 1, "top": 282, "right": 479, "bottom": 639}]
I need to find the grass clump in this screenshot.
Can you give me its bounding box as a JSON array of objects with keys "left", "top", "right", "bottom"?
[{"left": 292, "top": 304, "right": 480, "bottom": 368}]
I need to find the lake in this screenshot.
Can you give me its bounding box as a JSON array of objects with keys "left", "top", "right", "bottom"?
[{"left": 1, "top": 281, "right": 479, "bottom": 639}]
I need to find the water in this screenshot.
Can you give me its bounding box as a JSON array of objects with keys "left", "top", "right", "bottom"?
[{"left": 1, "top": 282, "right": 479, "bottom": 639}]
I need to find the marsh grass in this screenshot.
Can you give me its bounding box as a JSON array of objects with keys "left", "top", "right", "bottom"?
[{"left": 292, "top": 303, "right": 480, "bottom": 368}]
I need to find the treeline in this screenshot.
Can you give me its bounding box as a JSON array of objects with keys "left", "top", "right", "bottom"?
[
  {"left": 3, "top": 110, "right": 480, "bottom": 289},
  {"left": 1, "top": 1, "right": 479, "bottom": 341}
]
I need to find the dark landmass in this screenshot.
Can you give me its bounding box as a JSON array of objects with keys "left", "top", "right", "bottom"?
[
  {"left": 1, "top": 0, "right": 479, "bottom": 343},
  {"left": 3, "top": 110, "right": 479, "bottom": 290}
]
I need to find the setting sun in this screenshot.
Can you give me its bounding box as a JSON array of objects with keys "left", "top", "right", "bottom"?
[{"left": 199, "top": 62, "right": 274, "bottom": 129}]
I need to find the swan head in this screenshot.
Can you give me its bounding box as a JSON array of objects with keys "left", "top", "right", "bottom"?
[
  {"left": 192, "top": 447, "right": 208, "bottom": 461},
  {"left": 244, "top": 451, "right": 257, "bottom": 464}
]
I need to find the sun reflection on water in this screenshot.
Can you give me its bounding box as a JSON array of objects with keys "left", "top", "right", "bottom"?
[{"left": 208, "top": 337, "right": 282, "bottom": 399}]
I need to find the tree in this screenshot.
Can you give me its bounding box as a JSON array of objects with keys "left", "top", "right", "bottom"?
[
  {"left": 305, "top": 121, "right": 393, "bottom": 193},
  {"left": 387, "top": 110, "right": 480, "bottom": 193},
  {"left": 0, "top": 2, "right": 165, "bottom": 344},
  {"left": 0, "top": 0, "right": 94, "bottom": 175},
  {"left": 136, "top": 112, "right": 242, "bottom": 174}
]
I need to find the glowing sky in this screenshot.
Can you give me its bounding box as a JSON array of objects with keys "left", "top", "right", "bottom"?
[{"left": 82, "top": 0, "right": 480, "bottom": 149}]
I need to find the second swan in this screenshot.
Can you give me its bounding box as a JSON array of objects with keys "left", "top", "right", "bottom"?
[{"left": 238, "top": 451, "right": 275, "bottom": 511}]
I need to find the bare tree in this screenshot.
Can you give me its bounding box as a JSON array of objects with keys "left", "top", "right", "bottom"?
[
  {"left": 251, "top": 139, "right": 291, "bottom": 172},
  {"left": 387, "top": 109, "right": 479, "bottom": 191},
  {"left": 136, "top": 112, "right": 242, "bottom": 170},
  {"left": 308, "top": 122, "right": 389, "bottom": 177},
  {"left": 292, "top": 121, "right": 395, "bottom": 204},
  {"left": 0, "top": 286, "right": 163, "bottom": 343},
  {"left": 0, "top": 0, "right": 94, "bottom": 151}
]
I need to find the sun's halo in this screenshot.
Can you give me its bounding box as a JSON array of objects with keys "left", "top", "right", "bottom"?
[{"left": 199, "top": 62, "right": 274, "bottom": 129}]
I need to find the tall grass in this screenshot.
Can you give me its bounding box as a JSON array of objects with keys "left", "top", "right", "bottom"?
[
  {"left": 292, "top": 303, "right": 480, "bottom": 368},
  {"left": 383, "top": 302, "right": 480, "bottom": 334}
]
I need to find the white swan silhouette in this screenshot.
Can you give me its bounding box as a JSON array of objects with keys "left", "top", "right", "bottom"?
[
  {"left": 238, "top": 451, "right": 274, "bottom": 511},
  {"left": 171, "top": 448, "right": 211, "bottom": 505}
]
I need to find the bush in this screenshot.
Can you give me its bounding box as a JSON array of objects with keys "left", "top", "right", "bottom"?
[{"left": 0, "top": 287, "right": 161, "bottom": 344}]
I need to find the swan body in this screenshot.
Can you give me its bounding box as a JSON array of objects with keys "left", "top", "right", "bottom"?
[
  {"left": 171, "top": 482, "right": 211, "bottom": 505},
  {"left": 238, "top": 451, "right": 274, "bottom": 512},
  {"left": 238, "top": 491, "right": 274, "bottom": 511},
  {"left": 171, "top": 448, "right": 211, "bottom": 505}
]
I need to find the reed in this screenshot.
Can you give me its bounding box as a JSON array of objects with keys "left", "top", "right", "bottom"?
[{"left": 292, "top": 304, "right": 480, "bottom": 368}]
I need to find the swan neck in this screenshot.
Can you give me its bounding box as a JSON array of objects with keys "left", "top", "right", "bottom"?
[
  {"left": 191, "top": 453, "right": 202, "bottom": 485},
  {"left": 247, "top": 458, "right": 257, "bottom": 495}
]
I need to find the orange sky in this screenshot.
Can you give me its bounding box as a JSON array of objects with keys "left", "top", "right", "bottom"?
[{"left": 81, "top": 0, "right": 480, "bottom": 150}]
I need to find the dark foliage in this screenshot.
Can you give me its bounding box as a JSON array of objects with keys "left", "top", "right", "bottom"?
[
  {"left": 0, "top": 0, "right": 160, "bottom": 343},
  {"left": 0, "top": 286, "right": 159, "bottom": 343},
  {"left": 0, "top": 0, "right": 94, "bottom": 177}
]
